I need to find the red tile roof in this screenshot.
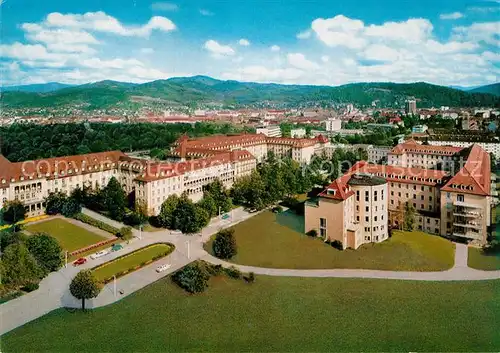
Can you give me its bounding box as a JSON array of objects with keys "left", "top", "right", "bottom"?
[
  {"left": 441, "top": 144, "right": 491, "bottom": 196},
  {"left": 1, "top": 151, "right": 126, "bottom": 186},
  {"left": 390, "top": 139, "right": 462, "bottom": 156}
]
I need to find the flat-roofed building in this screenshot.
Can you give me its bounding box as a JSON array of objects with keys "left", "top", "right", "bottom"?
[{"left": 256, "top": 125, "right": 281, "bottom": 137}]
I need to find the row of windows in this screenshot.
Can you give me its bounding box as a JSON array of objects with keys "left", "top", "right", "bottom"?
[{"left": 391, "top": 191, "right": 433, "bottom": 202}]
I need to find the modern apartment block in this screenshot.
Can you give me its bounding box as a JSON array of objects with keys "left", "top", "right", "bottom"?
[
  {"left": 1, "top": 133, "right": 330, "bottom": 217},
  {"left": 256, "top": 125, "right": 282, "bottom": 137},
  {"left": 367, "top": 146, "right": 392, "bottom": 164},
  {"left": 305, "top": 141, "right": 492, "bottom": 247}
]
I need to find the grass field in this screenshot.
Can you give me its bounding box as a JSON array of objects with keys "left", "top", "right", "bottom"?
[
  {"left": 205, "top": 211, "right": 455, "bottom": 271},
  {"left": 2, "top": 275, "right": 499, "bottom": 352},
  {"left": 25, "top": 218, "right": 106, "bottom": 253},
  {"left": 468, "top": 247, "right": 500, "bottom": 271},
  {"left": 92, "top": 243, "right": 174, "bottom": 281}
]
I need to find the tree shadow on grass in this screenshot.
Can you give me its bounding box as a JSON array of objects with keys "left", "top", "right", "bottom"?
[{"left": 275, "top": 210, "right": 305, "bottom": 234}]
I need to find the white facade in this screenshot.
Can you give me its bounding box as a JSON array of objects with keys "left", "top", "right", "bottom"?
[
  {"left": 325, "top": 118, "right": 342, "bottom": 132},
  {"left": 256, "top": 125, "right": 282, "bottom": 137},
  {"left": 428, "top": 140, "right": 500, "bottom": 159},
  {"left": 367, "top": 146, "right": 392, "bottom": 164},
  {"left": 290, "top": 128, "right": 306, "bottom": 138}
]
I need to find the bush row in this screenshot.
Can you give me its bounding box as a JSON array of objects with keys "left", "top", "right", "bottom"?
[
  {"left": 172, "top": 261, "right": 255, "bottom": 294},
  {"left": 73, "top": 213, "right": 132, "bottom": 239}
]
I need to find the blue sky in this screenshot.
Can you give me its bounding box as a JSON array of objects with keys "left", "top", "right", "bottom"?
[{"left": 0, "top": 0, "right": 499, "bottom": 86}]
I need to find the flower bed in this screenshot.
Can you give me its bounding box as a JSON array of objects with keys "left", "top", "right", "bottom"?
[
  {"left": 73, "top": 213, "right": 132, "bottom": 239},
  {"left": 69, "top": 238, "right": 118, "bottom": 257},
  {"left": 91, "top": 243, "right": 174, "bottom": 283}
]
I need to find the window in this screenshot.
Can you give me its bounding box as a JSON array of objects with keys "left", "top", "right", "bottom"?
[
  {"left": 356, "top": 190, "right": 360, "bottom": 201},
  {"left": 391, "top": 200, "right": 394, "bottom": 205},
  {"left": 374, "top": 216, "right": 377, "bottom": 221},
  {"left": 427, "top": 219, "right": 430, "bottom": 224},
  {"left": 366, "top": 206, "right": 369, "bottom": 212},
  {"left": 413, "top": 194, "right": 416, "bottom": 199},
  {"left": 429, "top": 196, "right": 432, "bottom": 201},
  {"left": 356, "top": 205, "right": 359, "bottom": 211},
  {"left": 374, "top": 191, "right": 378, "bottom": 201},
  {"left": 365, "top": 216, "right": 369, "bottom": 222},
  {"left": 320, "top": 218, "right": 327, "bottom": 238},
  {"left": 356, "top": 216, "right": 359, "bottom": 221},
  {"left": 457, "top": 194, "right": 464, "bottom": 202},
  {"left": 421, "top": 186, "right": 424, "bottom": 191},
  {"left": 365, "top": 191, "right": 369, "bottom": 202},
  {"left": 391, "top": 191, "right": 394, "bottom": 196}
]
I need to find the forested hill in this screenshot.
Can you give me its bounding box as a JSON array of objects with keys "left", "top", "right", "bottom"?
[{"left": 2, "top": 76, "right": 499, "bottom": 109}]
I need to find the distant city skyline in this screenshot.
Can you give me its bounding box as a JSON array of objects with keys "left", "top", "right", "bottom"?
[{"left": 0, "top": 0, "right": 499, "bottom": 86}]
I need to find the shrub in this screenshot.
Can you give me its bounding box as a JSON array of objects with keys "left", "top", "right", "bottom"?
[
  {"left": 22, "top": 282, "right": 39, "bottom": 292},
  {"left": 330, "top": 240, "right": 343, "bottom": 250},
  {"left": 306, "top": 230, "right": 318, "bottom": 237},
  {"left": 245, "top": 272, "right": 255, "bottom": 283},
  {"left": 224, "top": 266, "right": 242, "bottom": 279},
  {"left": 205, "top": 263, "right": 223, "bottom": 276},
  {"left": 212, "top": 229, "right": 237, "bottom": 260},
  {"left": 272, "top": 206, "right": 283, "bottom": 213},
  {"left": 117, "top": 226, "right": 133, "bottom": 240},
  {"left": 172, "top": 261, "right": 210, "bottom": 294}
]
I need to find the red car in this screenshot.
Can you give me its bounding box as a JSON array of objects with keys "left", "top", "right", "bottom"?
[{"left": 73, "top": 258, "right": 87, "bottom": 266}]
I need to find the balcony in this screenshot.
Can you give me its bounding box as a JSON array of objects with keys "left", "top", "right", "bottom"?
[
  {"left": 452, "top": 231, "right": 482, "bottom": 240},
  {"left": 453, "top": 222, "right": 482, "bottom": 230},
  {"left": 453, "top": 200, "right": 482, "bottom": 209}
]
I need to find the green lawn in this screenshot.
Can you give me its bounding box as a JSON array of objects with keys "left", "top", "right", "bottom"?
[
  {"left": 2, "top": 275, "right": 499, "bottom": 352},
  {"left": 468, "top": 247, "right": 500, "bottom": 271},
  {"left": 25, "top": 218, "right": 106, "bottom": 253},
  {"left": 205, "top": 211, "right": 455, "bottom": 271},
  {"left": 92, "top": 243, "right": 174, "bottom": 281}
]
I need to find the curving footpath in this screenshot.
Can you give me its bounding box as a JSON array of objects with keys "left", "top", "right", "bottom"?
[{"left": 1, "top": 207, "right": 499, "bottom": 336}]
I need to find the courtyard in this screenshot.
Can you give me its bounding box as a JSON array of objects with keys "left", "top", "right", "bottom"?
[
  {"left": 205, "top": 211, "right": 455, "bottom": 271},
  {"left": 2, "top": 275, "right": 498, "bottom": 352},
  {"left": 25, "top": 218, "right": 107, "bottom": 253}
]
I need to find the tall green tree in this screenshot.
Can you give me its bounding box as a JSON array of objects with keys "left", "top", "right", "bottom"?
[
  {"left": 25, "top": 233, "right": 63, "bottom": 273},
  {"left": 212, "top": 229, "right": 237, "bottom": 260},
  {"left": 1, "top": 243, "right": 42, "bottom": 286},
  {"left": 2, "top": 200, "right": 26, "bottom": 224},
  {"left": 404, "top": 203, "right": 416, "bottom": 231},
  {"left": 69, "top": 270, "right": 102, "bottom": 310},
  {"left": 44, "top": 192, "right": 68, "bottom": 215},
  {"left": 102, "top": 177, "right": 127, "bottom": 221},
  {"left": 158, "top": 194, "right": 180, "bottom": 229}
]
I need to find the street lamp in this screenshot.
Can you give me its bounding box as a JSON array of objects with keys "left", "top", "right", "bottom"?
[
  {"left": 186, "top": 240, "right": 190, "bottom": 259},
  {"left": 113, "top": 275, "right": 117, "bottom": 297},
  {"left": 65, "top": 251, "right": 68, "bottom": 268},
  {"left": 139, "top": 225, "right": 142, "bottom": 240}
]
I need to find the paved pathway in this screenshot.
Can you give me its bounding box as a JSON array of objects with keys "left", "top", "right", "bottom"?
[{"left": 2, "top": 209, "right": 500, "bottom": 336}]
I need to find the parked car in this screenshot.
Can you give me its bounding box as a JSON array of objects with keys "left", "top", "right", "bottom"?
[
  {"left": 170, "top": 230, "right": 183, "bottom": 235},
  {"left": 248, "top": 208, "right": 257, "bottom": 213},
  {"left": 221, "top": 213, "right": 230, "bottom": 220},
  {"left": 90, "top": 249, "right": 110, "bottom": 260},
  {"left": 156, "top": 264, "right": 172, "bottom": 273},
  {"left": 111, "top": 244, "right": 123, "bottom": 252},
  {"left": 73, "top": 257, "right": 87, "bottom": 266}
]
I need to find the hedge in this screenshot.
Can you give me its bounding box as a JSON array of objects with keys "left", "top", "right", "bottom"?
[{"left": 73, "top": 213, "right": 132, "bottom": 239}]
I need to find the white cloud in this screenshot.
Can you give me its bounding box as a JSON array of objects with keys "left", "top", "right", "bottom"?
[
  {"left": 222, "top": 65, "right": 304, "bottom": 83},
  {"left": 140, "top": 48, "right": 155, "bottom": 54},
  {"left": 296, "top": 30, "right": 312, "bottom": 39},
  {"left": 321, "top": 55, "right": 329, "bottom": 63},
  {"left": 81, "top": 58, "right": 144, "bottom": 69},
  {"left": 287, "top": 53, "right": 319, "bottom": 70},
  {"left": 361, "top": 44, "right": 401, "bottom": 62},
  {"left": 468, "top": 6, "right": 500, "bottom": 13},
  {"left": 452, "top": 21, "right": 500, "bottom": 46},
  {"left": 238, "top": 39, "right": 250, "bottom": 46},
  {"left": 440, "top": 12, "right": 465, "bottom": 20},
  {"left": 425, "top": 40, "right": 478, "bottom": 53},
  {"left": 21, "top": 25, "right": 99, "bottom": 53},
  {"left": 199, "top": 9, "right": 214, "bottom": 16},
  {"left": 0, "top": 42, "right": 74, "bottom": 62},
  {"left": 311, "top": 15, "right": 366, "bottom": 49},
  {"left": 364, "top": 19, "right": 433, "bottom": 43},
  {"left": 270, "top": 45, "right": 280, "bottom": 52},
  {"left": 43, "top": 11, "right": 176, "bottom": 37},
  {"left": 203, "top": 40, "right": 235, "bottom": 56},
  {"left": 151, "top": 2, "right": 178, "bottom": 11},
  {"left": 482, "top": 51, "right": 500, "bottom": 62}
]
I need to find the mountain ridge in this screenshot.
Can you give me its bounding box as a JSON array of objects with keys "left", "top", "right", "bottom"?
[{"left": 2, "top": 76, "right": 499, "bottom": 109}]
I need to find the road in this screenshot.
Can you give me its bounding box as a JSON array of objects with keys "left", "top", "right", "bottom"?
[{"left": 1, "top": 207, "right": 499, "bottom": 336}]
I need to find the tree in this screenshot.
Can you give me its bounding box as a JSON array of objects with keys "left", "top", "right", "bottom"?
[
  {"left": 69, "top": 270, "right": 102, "bottom": 310},
  {"left": 2, "top": 243, "right": 42, "bottom": 287},
  {"left": 172, "top": 261, "right": 210, "bottom": 293},
  {"left": 158, "top": 194, "right": 180, "bottom": 229},
  {"left": 403, "top": 202, "right": 416, "bottom": 231},
  {"left": 0, "top": 230, "right": 27, "bottom": 251},
  {"left": 212, "top": 229, "right": 237, "bottom": 259},
  {"left": 198, "top": 194, "right": 218, "bottom": 218},
  {"left": 203, "top": 179, "right": 232, "bottom": 214},
  {"left": 2, "top": 200, "right": 26, "bottom": 224},
  {"left": 25, "top": 233, "right": 63, "bottom": 273},
  {"left": 173, "top": 194, "right": 205, "bottom": 234},
  {"left": 62, "top": 197, "right": 82, "bottom": 217},
  {"left": 44, "top": 192, "right": 68, "bottom": 215},
  {"left": 102, "top": 177, "right": 127, "bottom": 221}
]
